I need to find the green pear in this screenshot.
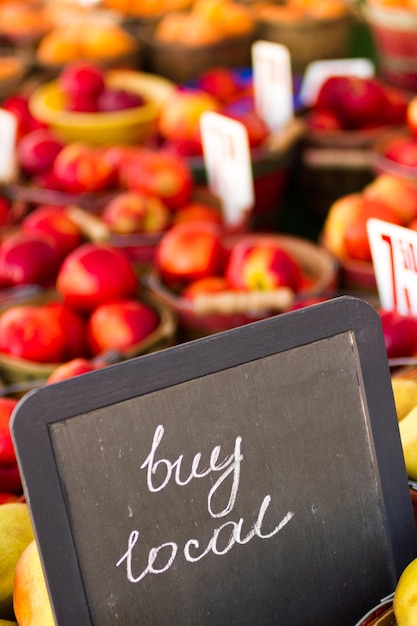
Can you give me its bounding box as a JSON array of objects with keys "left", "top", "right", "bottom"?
[
  {"left": 392, "top": 377, "right": 417, "bottom": 421},
  {"left": 0, "top": 503, "right": 34, "bottom": 621}
]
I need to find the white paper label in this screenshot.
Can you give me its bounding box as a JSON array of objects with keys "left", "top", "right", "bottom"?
[
  {"left": 300, "top": 57, "right": 375, "bottom": 108},
  {"left": 252, "top": 40, "right": 293, "bottom": 132},
  {"left": 200, "top": 111, "right": 254, "bottom": 226},
  {"left": 0, "top": 109, "right": 18, "bottom": 183},
  {"left": 367, "top": 218, "right": 417, "bottom": 315}
]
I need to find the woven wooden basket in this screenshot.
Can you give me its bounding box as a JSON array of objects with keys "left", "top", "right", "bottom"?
[
  {"left": 255, "top": 13, "right": 353, "bottom": 74},
  {"left": 0, "top": 289, "right": 177, "bottom": 384}
]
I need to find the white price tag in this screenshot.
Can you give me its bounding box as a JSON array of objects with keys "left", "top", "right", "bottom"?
[
  {"left": 299, "top": 57, "right": 375, "bottom": 108},
  {"left": 200, "top": 111, "right": 254, "bottom": 226},
  {"left": 252, "top": 40, "right": 293, "bottom": 132},
  {"left": 0, "top": 108, "right": 18, "bottom": 183},
  {"left": 368, "top": 218, "right": 417, "bottom": 315}
]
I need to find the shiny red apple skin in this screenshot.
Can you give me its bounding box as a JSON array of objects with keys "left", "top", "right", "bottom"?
[
  {"left": 21, "top": 204, "right": 84, "bottom": 259},
  {"left": 384, "top": 136, "right": 417, "bottom": 168},
  {"left": 46, "top": 357, "right": 103, "bottom": 384},
  {"left": 379, "top": 309, "right": 417, "bottom": 359},
  {"left": 123, "top": 148, "right": 193, "bottom": 211},
  {"left": 0, "top": 231, "right": 62, "bottom": 287},
  {"left": 56, "top": 242, "right": 139, "bottom": 312},
  {"left": 156, "top": 221, "right": 224, "bottom": 286},
  {"left": 0, "top": 304, "right": 68, "bottom": 363},
  {"left": 0, "top": 464, "right": 22, "bottom": 494},
  {"left": 101, "top": 191, "right": 170, "bottom": 234},
  {"left": 17, "top": 128, "right": 64, "bottom": 176},
  {"left": 58, "top": 61, "right": 105, "bottom": 98},
  {"left": 225, "top": 237, "right": 302, "bottom": 292},
  {"left": 86, "top": 298, "right": 160, "bottom": 356},
  {"left": 52, "top": 142, "right": 115, "bottom": 194},
  {"left": 0, "top": 397, "right": 18, "bottom": 468}
]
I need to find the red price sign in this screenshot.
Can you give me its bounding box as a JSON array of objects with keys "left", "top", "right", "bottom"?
[{"left": 368, "top": 218, "right": 417, "bottom": 315}]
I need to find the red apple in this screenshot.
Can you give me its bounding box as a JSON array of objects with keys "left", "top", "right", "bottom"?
[
  {"left": 196, "top": 68, "right": 241, "bottom": 103},
  {"left": 379, "top": 308, "right": 417, "bottom": 359},
  {"left": 46, "top": 357, "right": 103, "bottom": 384},
  {"left": 219, "top": 106, "right": 269, "bottom": 148},
  {"left": 156, "top": 221, "right": 223, "bottom": 286},
  {"left": 21, "top": 204, "right": 84, "bottom": 259},
  {"left": 0, "top": 195, "right": 11, "bottom": 227},
  {"left": 225, "top": 236, "right": 302, "bottom": 291},
  {"left": 306, "top": 109, "right": 343, "bottom": 132},
  {"left": 0, "top": 304, "right": 68, "bottom": 363},
  {"left": 2, "top": 93, "right": 47, "bottom": 139},
  {"left": 17, "top": 128, "right": 64, "bottom": 176},
  {"left": 43, "top": 301, "right": 87, "bottom": 360},
  {"left": 52, "top": 142, "right": 115, "bottom": 194},
  {"left": 0, "top": 491, "right": 20, "bottom": 503},
  {"left": 0, "top": 231, "right": 62, "bottom": 287},
  {"left": 123, "top": 148, "right": 193, "bottom": 211},
  {"left": 382, "top": 86, "right": 408, "bottom": 126},
  {"left": 101, "top": 191, "right": 170, "bottom": 234},
  {"left": 56, "top": 242, "right": 138, "bottom": 312},
  {"left": 0, "top": 397, "right": 18, "bottom": 468},
  {"left": 363, "top": 174, "right": 417, "bottom": 224},
  {"left": 343, "top": 198, "right": 402, "bottom": 262},
  {"left": 97, "top": 88, "right": 146, "bottom": 112},
  {"left": 406, "top": 94, "right": 417, "bottom": 136},
  {"left": 58, "top": 61, "right": 105, "bottom": 98},
  {"left": 86, "top": 298, "right": 159, "bottom": 356},
  {"left": 172, "top": 202, "right": 222, "bottom": 226},
  {"left": 384, "top": 135, "right": 417, "bottom": 168},
  {"left": 182, "top": 276, "right": 228, "bottom": 300},
  {"left": 0, "top": 464, "right": 22, "bottom": 494}
]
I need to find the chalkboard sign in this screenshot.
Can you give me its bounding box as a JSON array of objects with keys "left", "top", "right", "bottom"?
[{"left": 11, "top": 296, "right": 417, "bottom": 626}]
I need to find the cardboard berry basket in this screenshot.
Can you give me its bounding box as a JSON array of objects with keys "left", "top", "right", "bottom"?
[
  {"left": 144, "top": 232, "right": 338, "bottom": 341},
  {"left": 0, "top": 289, "right": 177, "bottom": 385},
  {"left": 354, "top": 596, "right": 395, "bottom": 626}
]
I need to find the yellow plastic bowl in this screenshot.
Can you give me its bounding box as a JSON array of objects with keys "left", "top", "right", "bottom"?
[{"left": 28, "top": 69, "right": 175, "bottom": 145}]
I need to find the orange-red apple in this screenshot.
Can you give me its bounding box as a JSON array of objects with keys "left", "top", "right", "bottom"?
[
  {"left": 101, "top": 191, "right": 170, "bottom": 234},
  {"left": 158, "top": 88, "right": 219, "bottom": 146},
  {"left": 46, "top": 357, "right": 103, "bottom": 384},
  {"left": 407, "top": 94, "right": 417, "bottom": 136},
  {"left": 363, "top": 174, "right": 417, "bottom": 224},
  {"left": 17, "top": 128, "right": 64, "bottom": 177},
  {"left": 182, "top": 276, "right": 228, "bottom": 300},
  {"left": 21, "top": 204, "right": 84, "bottom": 259},
  {"left": 0, "top": 231, "right": 62, "bottom": 287},
  {"left": 56, "top": 242, "right": 138, "bottom": 312},
  {"left": 52, "top": 142, "right": 115, "bottom": 193},
  {"left": 0, "top": 301, "right": 86, "bottom": 363},
  {"left": 86, "top": 298, "right": 160, "bottom": 356},
  {"left": 225, "top": 236, "right": 302, "bottom": 291},
  {"left": 379, "top": 308, "right": 417, "bottom": 359},
  {"left": 123, "top": 148, "right": 193, "bottom": 211},
  {"left": 384, "top": 135, "right": 417, "bottom": 168},
  {"left": 172, "top": 202, "right": 222, "bottom": 226},
  {"left": 156, "top": 221, "right": 224, "bottom": 285}
]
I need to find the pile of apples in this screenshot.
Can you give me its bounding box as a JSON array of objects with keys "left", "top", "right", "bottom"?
[
  {"left": 306, "top": 74, "right": 408, "bottom": 132},
  {"left": 375, "top": 93, "right": 417, "bottom": 169}
]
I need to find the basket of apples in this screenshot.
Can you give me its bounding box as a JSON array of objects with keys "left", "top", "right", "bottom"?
[
  {"left": 154, "top": 66, "right": 305, "bottom": 230},
  {"left": 320, "top": 170, "right": 417, "bottom": 291},
  {"left": 144, "top": 222, "right": 338, "bottom": 340},
  {"left": 370, "top": 92, "right": 417, "bottom": 184},
  {"left": 27, "top": 61, "right": 175, "bottom": 146},
  {"left": 300, "top": 73, "right": 409, "bottom": 217},
  {"left": 0, "top": 239, "right": 177, "bottom": 384}
]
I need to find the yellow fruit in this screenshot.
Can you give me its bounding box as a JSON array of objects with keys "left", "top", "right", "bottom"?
[
  {"left": 0, "top": 619, "right": 18, "bottom": 625},
  {"left": 0, "top": 503, "right": 34, "bottom": 621},
  {"left": 394, "top": 558, "right": 417, "bottom": 625},
  {"left": 399, "top": 404, "right": 417, "bottom": 480},
  {"left": 13, "top": 540, "right": 55, "bottom": 626},
  {"left": 392, "top": 377, "right": 417, "bottom": 421}
]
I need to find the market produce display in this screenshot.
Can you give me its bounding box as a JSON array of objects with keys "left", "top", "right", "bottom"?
[{"left": 2, "top": 0, "right": 417, "bottom": 622}]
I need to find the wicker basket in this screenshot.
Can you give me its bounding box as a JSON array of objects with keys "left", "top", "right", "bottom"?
[
  {"left": 255, "top": 13, "right": 353, "bottom": 74},
  {"left": 137, "top": 26, "right": 257, "bottom": 83},
  {"left": 145, "top": 232, "right": 338, "bottom": 340},
  {"left": 0, "top": 290, "right": 177, "bottom": 384}
]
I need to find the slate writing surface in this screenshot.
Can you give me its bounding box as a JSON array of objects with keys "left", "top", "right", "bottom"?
[{"left": 49, "top": 331, "right": 390, "bottom": 625}]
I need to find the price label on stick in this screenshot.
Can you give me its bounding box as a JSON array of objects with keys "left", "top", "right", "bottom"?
[
  {"left": 0, "top": 108, "right": 18, "bottom": 183},
  {"left": 200, "top": 111, "right": 254, "bottom": 226},
  {"left": 252, "top": 40, "right": 293, "bottom": 132},
  {"left": 367, "top": 218, "right": 417, "bottom": 315}
]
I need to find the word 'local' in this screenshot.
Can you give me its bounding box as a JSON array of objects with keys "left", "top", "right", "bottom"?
[{"left": 116, "top": 424, "right": 294, "bottom": 583}]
